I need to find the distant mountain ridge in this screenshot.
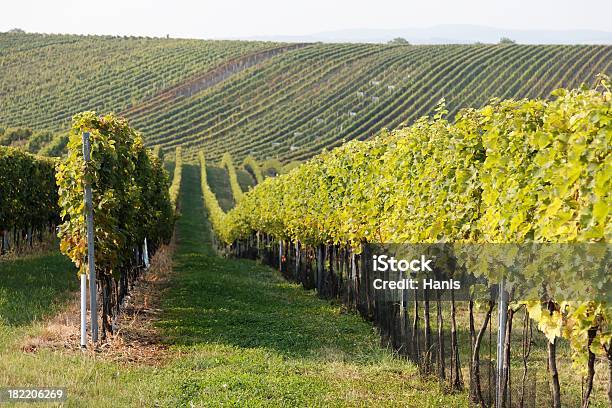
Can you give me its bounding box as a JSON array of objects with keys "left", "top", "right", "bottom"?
[{"left": 242, "top": 24, "right": 612, "bottom": 45}]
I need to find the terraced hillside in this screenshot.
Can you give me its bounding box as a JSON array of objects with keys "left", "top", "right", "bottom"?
[{"left": 1, "top": 33, "right": 610, "bottom": 163}]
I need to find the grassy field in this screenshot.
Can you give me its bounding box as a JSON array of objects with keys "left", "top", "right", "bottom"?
[{"left": 0, "top": 164, "right": 467, "bottom": 407}]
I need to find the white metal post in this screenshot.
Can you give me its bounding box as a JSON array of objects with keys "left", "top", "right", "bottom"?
[
  {"left": 80, "top": 273, "right": 87, "bottom": 348},
  {"left": 83, "top": 132, "right": 98, "bottom": 344},
  {"left": 143, "top": 238, "right": 150, "bottom": 269},
  {"left": 496, "top": 279, "right": 508, "bottom": 408}
]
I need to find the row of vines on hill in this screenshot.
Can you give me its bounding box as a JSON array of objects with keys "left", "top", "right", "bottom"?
[
  {"left": 199, "top": 153, "right": 227, "bottom": 239},
  {"left": 201, "top": 80, "right": 611, "bottom": 406},
  {"left": 56, "top": 112, "right": 175, "bottom": 338},
  {"left": 0, "top": 146, "right": 59, "bottom": 254},
  {"left": 221, "top": 152, "right": 244, "bottom": 202},
  {"left": 169, "top": 146, "right": 183, "bottom": 211},
  {"left": 0, "top": 126, "right": 60, "bottom": 154},
  {"left": 1, "top": 33, "right": 275, "bottom": 132},
  {"left": 242, "top": 155, "right": 264, "bottom": 184},
  {"left": 128, "top": 43, "right": 610, "bottom": 162}
]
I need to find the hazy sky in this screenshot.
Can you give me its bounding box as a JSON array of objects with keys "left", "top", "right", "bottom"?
[{"left": 2, "top": 0, "right": 611, "bottom": 39}]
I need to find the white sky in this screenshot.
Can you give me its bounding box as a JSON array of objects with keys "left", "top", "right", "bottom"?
[{"left": 1, "top": 0, "right": 611, "bottom": 39}]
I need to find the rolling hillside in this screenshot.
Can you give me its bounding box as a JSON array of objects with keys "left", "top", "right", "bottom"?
[
  {"left": 1, "top": 33, "right": 610, "bottom": 163},
  {"left": 0, "top": 33, "right": 280, "bottom": 131}
]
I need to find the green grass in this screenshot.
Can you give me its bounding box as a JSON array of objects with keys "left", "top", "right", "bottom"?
[
  {"left": 0, "top": 165, "right": 468, "bottom": 407},
  {"left": 0, "top": 252, "right": 77, "bottom": 348},
  {"left": 0, "top": 252, "right": 76, "bottom": 326}
]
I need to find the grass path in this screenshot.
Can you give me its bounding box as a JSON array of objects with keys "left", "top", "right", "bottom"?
[
  {"left": 0, "top": 164, "right": 468, "bottom": 407},
  {"left": 153, "top": 164, "right": 467, "bottom": 406}
]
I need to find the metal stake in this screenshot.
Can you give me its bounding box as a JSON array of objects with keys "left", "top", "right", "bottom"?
[
  {"left": 80, "top": 273, "right": 87, "bottom": 348},
  {"left": 83, "top": 132, "right": 98, "bottom": 344},
  {"left": 496, "top": 279, "right": 508, "bottom": 407}
]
